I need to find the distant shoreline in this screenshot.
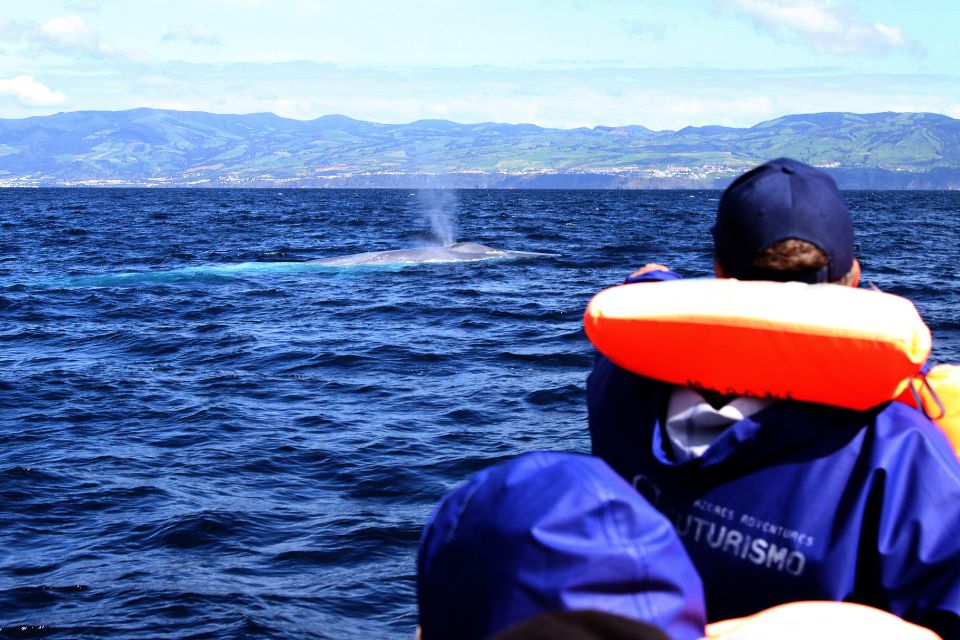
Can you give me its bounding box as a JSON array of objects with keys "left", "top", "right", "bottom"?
[
  {"left": 3, "top": 108, "right": 959, "bottom": 190},
  {"left": 2, "top": 171, "right": 958, "bottom": 191}
]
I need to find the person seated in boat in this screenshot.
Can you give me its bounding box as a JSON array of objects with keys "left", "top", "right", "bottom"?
[
  {"left": 586, "top": 158, "right": 960, "bottom": 638},
  {"left": 416, "top": 451, "right": 707, "bottom": 640}
]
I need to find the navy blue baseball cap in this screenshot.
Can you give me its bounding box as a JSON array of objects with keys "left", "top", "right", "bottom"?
[
  {"left": 712, "top": 157, "right": 854, "bottom": 283},
  {"left": 416, "top": 452, "right": 706, "bottom": 640}
]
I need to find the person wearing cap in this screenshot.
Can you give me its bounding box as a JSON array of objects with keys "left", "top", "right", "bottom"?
[
  {"left": 587, "top": 158, "right": 960, "bottom": 638},
  {"left": 416, "top": 451, "right": 708, "bottom": 640}
]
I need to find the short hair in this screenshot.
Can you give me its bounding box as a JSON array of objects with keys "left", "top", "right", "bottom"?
[
  {"left": 753, "top": 238, "right": 857, "bottom": 285},
  {"left": 753, "top": 238, "right": 828, "bottom": 271}
]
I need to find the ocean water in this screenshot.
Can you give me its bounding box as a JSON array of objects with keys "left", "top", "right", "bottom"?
[{"left": 1, "top": 189, "right": 958, "bottom": 638}]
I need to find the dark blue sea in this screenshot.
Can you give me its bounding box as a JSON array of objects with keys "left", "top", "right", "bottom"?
[{"left": 1, "top": 189, "right": 958, "bottom": 638}]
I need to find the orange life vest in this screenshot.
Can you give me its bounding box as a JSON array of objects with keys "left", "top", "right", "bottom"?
[{"left": 584, "top": 279, "right": 959, "bottom": 454}]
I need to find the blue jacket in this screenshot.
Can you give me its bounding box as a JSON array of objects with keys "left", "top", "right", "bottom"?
[
  {"left": 587, "top": 270, "right": 960, "bottom": 639},
  {"left": 418, "top": 452, "right": 707, "bottom": 640}
]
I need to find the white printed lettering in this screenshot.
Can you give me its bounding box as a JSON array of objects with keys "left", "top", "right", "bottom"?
[
  {"left": 766, "top": 544, "right": 788, "bottom": 570},
  {"left": 707, "top": 524, "right": 725, "bottom": 548},
  {"left": 787, "top": 552, "right": 805, "bottom": 576},
  {"left": 671, "top": 509, "right": 808, "bottom": 577},
  {"left": 749, "top": 537, "right": 768, "bottom": 565},
  {"left": 723, "top": 529, "right": 743, "bottom": 555}
]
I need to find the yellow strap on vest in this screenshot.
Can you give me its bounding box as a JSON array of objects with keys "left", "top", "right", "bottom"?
[{"left": 897, "top": 364, "right": 960, "bottom": 455}]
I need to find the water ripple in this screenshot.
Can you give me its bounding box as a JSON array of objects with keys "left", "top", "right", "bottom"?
[{"left": 1, "top": 188, "right": 957, "bottom": 638}]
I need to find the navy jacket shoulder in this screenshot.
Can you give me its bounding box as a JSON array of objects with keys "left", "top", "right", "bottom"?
[{"left": 586, "top": 285, "right": 960, "bottom": 638}]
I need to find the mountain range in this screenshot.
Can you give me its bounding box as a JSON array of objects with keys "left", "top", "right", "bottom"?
[{"left": 1, "top": 108, "right": 959, "bottom": 188}]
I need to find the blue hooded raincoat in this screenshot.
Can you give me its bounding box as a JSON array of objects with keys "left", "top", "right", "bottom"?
[
  {"left": 588, "top": 270, "right": 960, "bottom": 639},
  {"left": 417, "top": 451, "right": 707, "bottom": 640}
]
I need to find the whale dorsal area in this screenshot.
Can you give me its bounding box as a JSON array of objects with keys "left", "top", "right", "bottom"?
[{"left": 446, "top": 242, "right": 494, "bottom": 253}]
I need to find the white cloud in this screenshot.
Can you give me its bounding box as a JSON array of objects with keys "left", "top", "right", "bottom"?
[
  {"left": 6, "top": 59, "right": 957, "bottom": 129},
  {"left": 21, "top": 15, "right": 154, "bottom": 63},
  {"left": 0, "top": 75, "right": 68, "bottom": 107},
  {"left": 37, "top": 15, "right": 115, "bottom": 56},
  {"left": 164, "top": 24, "right": 222, "bottom": 45},
  {"left": 724, "top": 0, "right": 921, "bottom": 55}
]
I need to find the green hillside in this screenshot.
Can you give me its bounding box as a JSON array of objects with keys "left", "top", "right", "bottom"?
[{"left": 0, "top": 109, "right": 957, "bottom": 188}]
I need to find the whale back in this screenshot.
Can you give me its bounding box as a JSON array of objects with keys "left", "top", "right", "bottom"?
[{"left": 446, "top": 242, "right": 495, "bottom": 254}]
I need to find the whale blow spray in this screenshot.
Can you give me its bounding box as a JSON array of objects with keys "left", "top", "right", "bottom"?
[{"left": 418, "top": 189, "right": 458, "bottom": 246}]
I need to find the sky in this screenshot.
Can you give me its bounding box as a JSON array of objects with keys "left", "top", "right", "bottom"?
[{"left": 0, "top": 0, "right": 958, "bottom": 130}]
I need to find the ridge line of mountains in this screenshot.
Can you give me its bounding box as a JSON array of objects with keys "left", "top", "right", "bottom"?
[{"left": 1, "top": 108, "right": 959, "bottom": 189}]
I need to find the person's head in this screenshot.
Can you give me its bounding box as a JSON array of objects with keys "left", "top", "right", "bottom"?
[
  {"left": 712, "top": 157, "right": 859, "bottom": 286},
  {"left": 416, "top": 452, "right": 706, "bottom": 640}
]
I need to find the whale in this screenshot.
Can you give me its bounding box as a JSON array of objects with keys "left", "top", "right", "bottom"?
[
  {"left": 310, "top": 242, "right": 553, "bottom": 266},
  {"left": 44, "top": 242, "right": 552, "bottom": 288}
]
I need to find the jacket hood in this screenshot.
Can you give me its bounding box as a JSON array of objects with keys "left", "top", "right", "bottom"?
[{"left": 417, "top": 451, "right": 707, "bottom": 640}]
